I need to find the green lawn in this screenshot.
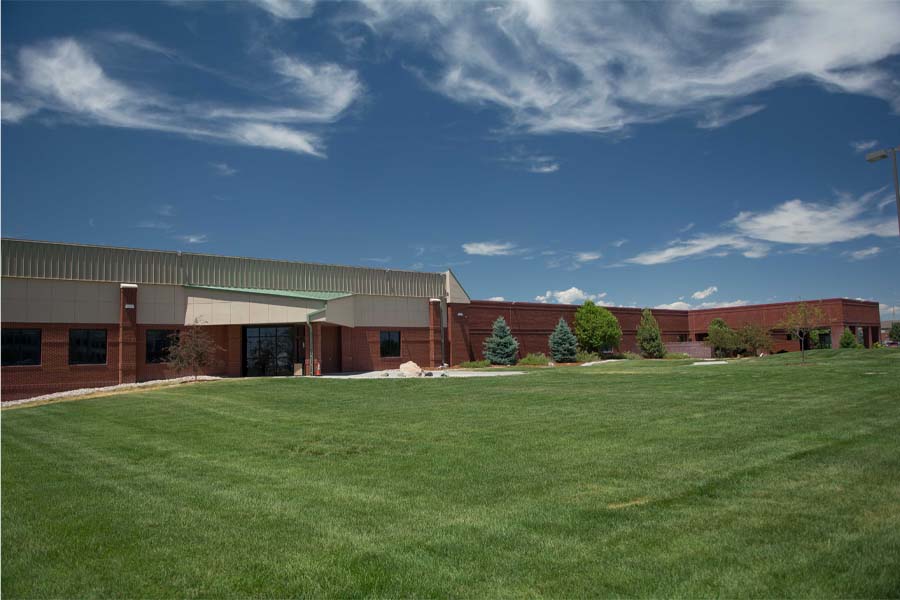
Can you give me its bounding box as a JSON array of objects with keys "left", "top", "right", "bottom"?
[{"left": 3, "top": 350, "right": 900, "bottom": 598}]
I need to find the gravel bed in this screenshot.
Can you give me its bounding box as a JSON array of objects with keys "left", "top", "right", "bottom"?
[{"left": 2, "top": 376, "right": 222, "bottom": 407}]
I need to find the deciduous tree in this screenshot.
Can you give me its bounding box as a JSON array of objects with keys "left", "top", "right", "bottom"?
[
  {"left": 777, "top": 302, "right": 828, "bottom": 363},
  {"left": 167, "top": 324, "right": 220, "bottom": 380},
  {"left": 574, "top": 301, "right": 622, "bottom": 354}
]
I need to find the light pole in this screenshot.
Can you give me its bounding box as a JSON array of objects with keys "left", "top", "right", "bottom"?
[{"left": 865, "top": 145, "right": 900, "bottom": 236}]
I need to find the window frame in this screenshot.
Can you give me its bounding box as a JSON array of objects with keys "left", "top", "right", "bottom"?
[
  {"left": 379, "top": 330, "right": 401, "bottom": 358},
  {"left": 68, "top": 328, "right": 108, "bottom": 366},
  {"left": 1, "top": 328, "right": 42, "bottom": 367},
  {"left": 145, "top": 329, "right": 177, "bottom": 364}
]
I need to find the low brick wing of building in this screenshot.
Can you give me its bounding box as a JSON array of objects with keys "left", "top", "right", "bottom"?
[{"left": 1, "top": 239, "right": 882, "bottom": 401}]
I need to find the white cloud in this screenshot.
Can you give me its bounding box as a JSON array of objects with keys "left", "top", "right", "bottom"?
[
  {"left": 626, "top": 234, "right": 769, "bottom": 265},
  {"left": 156, "top": 204, "right": 175, "bottom": 217},
  {"left": 210, "top": 162, "right": 237, "bottom": 176},
  {"left": 696, "top": 104, "right": 765, "bottom": 129},
  {"left": 846, "top": 246, "right": 881, "bottom": 260},
  {"left": 626, "top": 189, "right": 894, "bottom": 265},
  {"left": 3, "top": 37, "right": 362, "bottom": 156},
  {"left": 731, "top": 193, "right": 895, "bottom": 244},
  {"left": 177, "top": 234, "right": 208, "bottom": 244},
  {"left": 462, "top": 241, "right": 518, "bottom": 256},
  {"left": 535, "top": 287, "right": 607, "bottom": 305},
  {"left": 691, "top": 286, "right": 718, "bottom": 300},
  {"left": 655, "top": 299, "right": 749, "bottom": 310},
  {"left": 500, "top": 150, "right": 560, "bottom": 174},
  {"left": 880, "top": 303, "right": 900, "bottom": 320},
  {"left": 529, "top": 162, "right": 559, "bottom": 174},
  {"left": 679, "top": 223, "right": 695, "bottom": 233},
  {"left": 1, "top": 101, "right": 39, "bottom": 123},
  {"left": 850, "top": 139, "right": 879, "bottom": 153},
  {"left": 357, "top": 2, "right": 900, "bottom": 134},
  {"left": 574, "top": 251, "right": 602, "bottom": 263},
  {"left": 486, "top": 296, "right": 506, "bottom": 301},
  {"left": 249, "top": 0, "right": 316, "bottom": 19},
  {"left": 611, "top": 239, "right": 627, "bottom": 248}
]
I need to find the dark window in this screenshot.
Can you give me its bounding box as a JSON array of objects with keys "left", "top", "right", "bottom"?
[
  {"left": 146, "top": 329, "right": 177, "bottom": 363},
  {"left": 69, "top": 329, "right": 107, "bottom": 365},
  {"left": 379, "top": 331, "right": 401, "bottom": 358},
  {"left": 2, "top": 328, "right": 41, "bottom": 366}
]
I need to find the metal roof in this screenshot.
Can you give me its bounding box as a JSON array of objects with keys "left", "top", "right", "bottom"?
[
  {"left": 185, "top": 285, "right": 350, "bottom": 301},
  {"left": 2, "top": 239, "right": 448, "bottom": 298}
]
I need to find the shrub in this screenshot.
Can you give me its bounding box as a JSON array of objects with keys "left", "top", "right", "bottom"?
[
  {"left": 636, "top": 308, "right": 666, "bottom": 358},
  {"left": 575, "top": 350, "right": 601, "bottom": 363},
  {"left": 737, "top": 323, "right": 773, "bottom": 355},
  {"left": 890, "top": 322, "right": 900, "bottom": 343},
  {"left": 839, "top": 329, "right": 861, "bottom": 348},
  {"left": 664, "top": 353, "right": 692, "bottom": 360},
  {"left": 574, "top": 301, "right": 622, "bottom": 354},
  {"left": 549, "top": 318, "right": 578, "bottom": 363},
  {"left": 459, "top": 359, "right": 491, "bottom": 368},
  {"left": 706, "top": 318, "right": 741, "bottom": 358},
  {"left": 518, "top": 353, "right": 550, "bottom": 366},
  {"left": 482, "top": 316, "right": 519, "bottom": 365}
]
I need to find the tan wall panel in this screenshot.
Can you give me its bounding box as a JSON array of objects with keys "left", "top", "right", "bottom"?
[
  {"left": 352, "top": 295, "right": 429, "bottom": 327},
  {"left": 2, "top": 277, "right": 119, "bottom": 324}
]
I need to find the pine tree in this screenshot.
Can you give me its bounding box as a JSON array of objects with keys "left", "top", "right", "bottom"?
[
  {"left": 549, "top": 318, "right": 578, "bottom": 363},
  {"left": 636, "top": 308, "right": 667, "bottom": 358},
  {"left": 483, "top": 316, "right": 519, "bottom": 365}
]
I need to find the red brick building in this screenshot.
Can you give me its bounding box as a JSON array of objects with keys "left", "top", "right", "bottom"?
[{"left": 1, "top": 239, "right": 882, "bottom": 401}]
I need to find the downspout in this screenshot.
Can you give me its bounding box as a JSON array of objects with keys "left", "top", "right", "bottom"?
[
  {"left": 306, "top": 307, "right": 326, "bottom": 376},
  {"left": 440, "top": 298, "right": 447, "bottom": 368}
]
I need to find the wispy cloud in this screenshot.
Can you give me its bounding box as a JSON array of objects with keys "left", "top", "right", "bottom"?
[
  {"left": 611, "top": 239, "right": 627, "bottom": 248},
  {"left": 137, "top": 220, "right": 173, "bottom": 230},
  {"left": 357, "top": 2, "right": 900, "bottom": 134},
  {"left": 210, "top": 162, "right": 237, "bottom": 176},
  {"left": 850, "top": 139, "right": 879, "bottom": 153},
  {"left": 536, "top": 287, "right": 608, "bottom": 305},
  {"left": 2, "top": 37, "right": 363, "bottom": 156},
  {"left": 249, "top": 0, "right": 316, "bottom": 19},
  {"left": 626, "top": 189, "right": 894, "bottom": 265},
  {"left": 362, "top": 256, "right": 391, "bottom": 263},
  {"left": 679, "top": 223, "right": 695, "bottom": 234},
  {"left": 696, "top": 104, "right": 765, "bottom": 129},
  {"left": 846, "top": 246, "right": 881, "bottom": 260},
  {"left": 499, "top": 149, "right": 560, "bottom": 174},
  {"left": 157, "top": 204, "right": 175, "bottom": 217},
  {"left": 691, "top": 286, "right": 718, "bottom": 300},
  {"left": 177, "top": 234, "right": 208, "bottom": 244},
  {"left": 462, "top": 241, "right": 519, "bottom": 256}
]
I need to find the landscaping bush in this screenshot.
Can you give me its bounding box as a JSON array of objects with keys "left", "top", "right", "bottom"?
[
  {"left": 575, "top": 350, "right": 601, "bottom": 363},
  {"left": 459, "top": 359, "right": 491, "bottom": 368},
  {"left": 483, "top": 316, "right": 519, "bottom": 365},
  {"left": 839, "top": 329, "right": 862, "bottom": 348},
  {"left": 574, "top": 300, "right": 622, "bottom": 354},
  {"left": 636, "top": 308, "right": 666, "bottom": 358},
  {"left": 706, "top": 318, "right": 741, "bottom": 358},
  {"left": 622, "top": 351, "right": 642, "bottom": 360},
  {"left": 664, "top": 353, "right": 692, "bottom": 360},
  {"left": 549, "top": 318, "right": 578, "bottom": 363},
  {"left": 518, "top": 353, "right": 550, "bottom": 366}
]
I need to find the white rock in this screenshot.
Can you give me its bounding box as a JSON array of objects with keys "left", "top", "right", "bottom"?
[{"left": 398, "top": 361, "right": 423, "bottom": 376}]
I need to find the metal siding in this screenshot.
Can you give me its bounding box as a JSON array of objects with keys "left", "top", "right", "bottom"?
[{"left": 2, "top": 239, "right": 445, "bottom": 298}]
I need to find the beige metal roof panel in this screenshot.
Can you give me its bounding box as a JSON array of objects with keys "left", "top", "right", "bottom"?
[{"left": 2, "top": 239, "right": 446, "bottom": 298}]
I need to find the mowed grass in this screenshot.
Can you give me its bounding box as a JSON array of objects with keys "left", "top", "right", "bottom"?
[{"left": 3, "top": 350, "right": 900, "bottom": 598}]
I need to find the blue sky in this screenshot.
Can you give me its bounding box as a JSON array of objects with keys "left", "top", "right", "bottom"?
[{"left": 2, "top": 0, "right": 899, "bottom": 317}]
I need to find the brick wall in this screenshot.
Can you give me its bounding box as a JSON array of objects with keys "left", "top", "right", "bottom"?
[
  {"left": 2, "top": 322, "right": 122, "bottom": 400},
  {"left": 135, "top": 324, "right": 239, "bottom": 382},
  {"left": 340, "top": 326, "right": 435, "bottom": 372}
]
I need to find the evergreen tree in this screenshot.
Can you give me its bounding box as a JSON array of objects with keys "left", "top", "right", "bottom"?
[
  {"left": 483, "top": 316, "right": 519, "bottom": 365},
  {"left": 549, "top": 318, "right": 578, "bottom": 363},
  {"left": 636, "top": 308, "right": 667, "bottom": 358},
  {"left": 889, "top": 322, "right": 900, "bottom": 343},
  {"left": 574, "top": 301, "right": 622, "bottom": 354}
]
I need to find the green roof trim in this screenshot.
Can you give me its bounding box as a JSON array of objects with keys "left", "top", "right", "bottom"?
[{"left": 184, "top": 285, "right": 350, "bottom": 301}]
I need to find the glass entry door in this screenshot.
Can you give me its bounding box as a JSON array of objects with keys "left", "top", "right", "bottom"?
[{"left": 244, "top": 326, "right": 295, "bottom": 376}]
